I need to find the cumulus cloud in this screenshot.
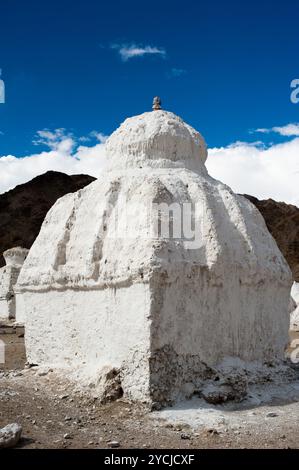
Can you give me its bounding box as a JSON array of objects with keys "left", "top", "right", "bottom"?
[
  {"left": 254, "top": 123, "right": 299, "bottom": 137},
  {"left": 111, "top": 43, "right": 166, "bottom": 61},
  {"left": 1, "top": 125, "right": 299, "bottom": 207},
  {"left": 32, "top": 128, "right": 71, "bottom": 149},
  {"left": 0, "top": 130, "right": 108, "bottom": 195},
  {"left": 206, "top": 138, "right": 299, "bottom": 206},
  {"left": 272, "top": 124, "right": 299, "bottom": 137}
]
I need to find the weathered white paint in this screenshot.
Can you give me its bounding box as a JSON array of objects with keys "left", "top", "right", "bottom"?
[
  {"left": 0, "top": 247, "right": 28, "bottom": 321},
  {"left": 17, "top": 110, "right": 292, "bottom": 406},
  {"left": 21, "top": 285, "right": 151, "bottom": 400}
]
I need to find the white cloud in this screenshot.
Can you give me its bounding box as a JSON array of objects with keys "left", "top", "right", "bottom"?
[
  {"left": 0, "top": 130, "right": 108, "bottom": 195},
  {"left": 272, "top": 124, "right": 299, "bottom": 137},
  {"left": 88, "top": 131, "right": 108, "bottom": 143},
  {"left": 1, "top": 126, "right": 299, "bottom": 208},
  {"left": 254, "top": 123, "right": 299, "bottom": 137},
  {"left": 253, "top": 128, "right": 269, "bottom": 134},
  {"left": 32, "top": 128, "right": 74, "bottom": 150},
  {"left": 206, "top": 138, "right": 299, "bottom": 206},
  {"left": 78, "top": 131, "right": 107, "bottom": 144},
  {"left": 111, "top": 43, "right": 166, "bottom": 61}
]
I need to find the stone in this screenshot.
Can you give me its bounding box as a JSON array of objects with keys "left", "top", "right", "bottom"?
[
  {"left": 108, "top": 440, "right": 120, "bottom": 448},
  {"left": 266, "top": 412, "right": 278, "bottom": 418},
  {"left": 0, "top": 247, "right": 28, "bottom": 321},
  {"left": 202, "top": 385, "right": 233, "bottom": 405},
  {"left": 16, "top": 108, "right": 292, "bottom": 407},
  {"left": 96, "top": 366, "right": 123, "bottom": 403},
  {"left": 201, "top": 370, "right": 248, "bottom": 404},
  {"left": 201, "top": 380, "right": 246, "bottom": 405},
  {"left": 180, "top": 433, "right": 191, "bottom": 440},
  {"left": 0, "top": 423, "right": 22, "bottom": 449}
]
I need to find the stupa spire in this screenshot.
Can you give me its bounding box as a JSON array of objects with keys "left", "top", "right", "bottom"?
[{"left": 152, "top": 96, "right": 162, "bottom": 110}]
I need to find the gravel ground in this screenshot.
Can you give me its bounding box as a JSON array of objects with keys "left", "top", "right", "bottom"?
[{"left": 1, "top": 328, "right": 299, "bottom": 449}]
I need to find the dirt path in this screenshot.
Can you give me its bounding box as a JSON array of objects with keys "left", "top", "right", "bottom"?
[{"left": 0, "top": 368, "right": 299, "bottom": 449}]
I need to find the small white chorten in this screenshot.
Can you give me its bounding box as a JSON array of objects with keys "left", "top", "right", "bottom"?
[
  {"left": 0, "top": 247, "right": 29, "bottom": 321},
  {"left": 290, "top": 282, "right": 299, "bottom": 331},
  {"left": 16, "top": 102, "right": 292, "bottom": 406}
]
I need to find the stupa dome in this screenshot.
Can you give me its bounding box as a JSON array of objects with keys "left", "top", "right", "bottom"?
[{"left": 105, "top": 110, "right": 207, "bottom": 172}]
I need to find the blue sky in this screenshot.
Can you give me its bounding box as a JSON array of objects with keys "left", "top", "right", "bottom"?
[
  {"left": 0, "top": 0, "right": 299, "bottom": 206},
  {"left": 0, "top": 0, "right": 299, "bottom": 156}
]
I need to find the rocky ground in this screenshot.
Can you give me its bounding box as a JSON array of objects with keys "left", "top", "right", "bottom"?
[{"left": 1, "top": 328, "right": 299, "bottom": 449}]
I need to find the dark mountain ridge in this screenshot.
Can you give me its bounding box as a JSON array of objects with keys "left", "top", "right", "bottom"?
[
  {"left": 0, "top": 172, "right": 298, "bottom": 282},
  {"left": 0, "top": 171, "right": 95, "bottom": 267}
]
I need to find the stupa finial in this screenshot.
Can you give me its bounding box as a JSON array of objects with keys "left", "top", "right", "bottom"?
[{"left": 152, "top": 96, "right": 162, "bottom": 111}]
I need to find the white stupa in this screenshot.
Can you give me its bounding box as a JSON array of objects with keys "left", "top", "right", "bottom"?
[
  {"left": 290, "top": 282, "right": 299, "bottom": 331},
  {"left": 0, "top": 247, "right": 29, "bottom": 321},
  {"left": 17, "top": 99, "right": 292, "bottom": 406}
]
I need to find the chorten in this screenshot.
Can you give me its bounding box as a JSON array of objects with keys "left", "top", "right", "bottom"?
[
  {"left": 16, "top": 102, "right": 292, "bottom": 406},
  {"left": 291, "top": 282, "right": 299, "bottom": 331},
  {"left": 0, "top": 247, "right": 29, "bottom": 321}
]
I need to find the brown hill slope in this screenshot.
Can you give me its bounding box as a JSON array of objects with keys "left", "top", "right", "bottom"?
[
  {"left": 0, "top": 171, "right": 95, "bottom": 267},
  {"left": 0, "top": 173, "right": 298, "bottom": 282},
  {"left": 244, "top": 195, "right": 299, "bottom": 282}
]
